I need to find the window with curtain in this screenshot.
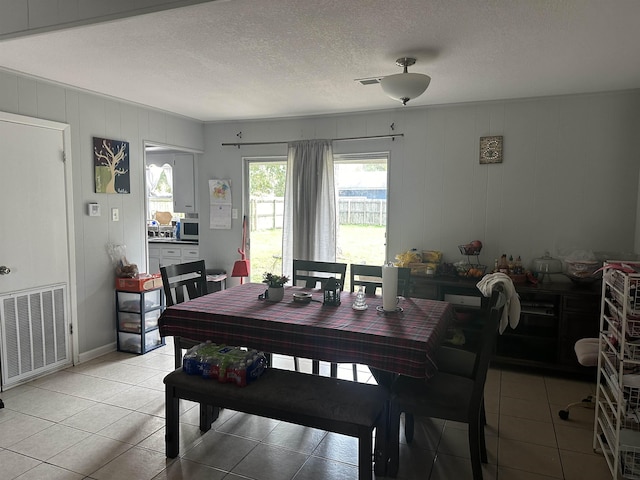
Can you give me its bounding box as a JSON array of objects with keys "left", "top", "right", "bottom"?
[
  {"left": 244, "top": 149, "right": 388, "bottom": 285},
  {"left": 146, "top": 163, "right": 174, "bottom": 221}
]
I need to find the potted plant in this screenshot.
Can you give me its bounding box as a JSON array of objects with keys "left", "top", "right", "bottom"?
[{"left": 262, "top": 272, "right": 289, "bottom": 302}]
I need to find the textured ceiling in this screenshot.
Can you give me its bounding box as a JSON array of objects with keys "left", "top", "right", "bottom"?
[{"left": 0, "top": 0, "right": 639, "bottom": 122}]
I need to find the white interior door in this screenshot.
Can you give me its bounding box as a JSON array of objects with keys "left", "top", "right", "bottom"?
[{"left": 0, "top": 112, "right": 75, "bottom": 389}]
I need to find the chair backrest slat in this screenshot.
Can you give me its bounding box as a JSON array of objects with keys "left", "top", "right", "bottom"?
[
  {"left": 350, "top": 264, "right": 411, "bottom": 297},
  {"left": 160, "top": 260, "right": 208, "bottom": 306},
  {"left": 293, "top": 259, "right": 347, "bottom": 291}
]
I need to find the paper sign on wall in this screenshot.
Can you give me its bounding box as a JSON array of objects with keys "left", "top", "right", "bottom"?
[{"left": 209, "top": 179, "right": 232, "bottom": 229}]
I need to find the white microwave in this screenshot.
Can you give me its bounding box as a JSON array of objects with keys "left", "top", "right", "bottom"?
[{"left": 179, "top": 218, "right": 199, "bottom": 241}]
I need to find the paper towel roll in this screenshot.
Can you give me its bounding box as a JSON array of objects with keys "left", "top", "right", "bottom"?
[{"left": 382, "top": 263, "right": 398, "bottom": 312}]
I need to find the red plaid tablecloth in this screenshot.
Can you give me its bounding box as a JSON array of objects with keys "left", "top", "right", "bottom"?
[{"left": 158, "top": 282, "right": 454, "bottom": 378}]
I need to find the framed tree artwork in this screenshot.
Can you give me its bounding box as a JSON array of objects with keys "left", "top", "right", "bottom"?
[{"left": 94, "top": 137, "right": 130, "bottom": 193}]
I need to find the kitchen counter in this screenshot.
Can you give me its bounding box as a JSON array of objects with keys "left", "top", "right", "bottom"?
[
  {"left": 148, "top": 238, "right": 198, "bottom": 245},
  {"left": 148, "top": 242, "right": 200, "bottom": 274}
]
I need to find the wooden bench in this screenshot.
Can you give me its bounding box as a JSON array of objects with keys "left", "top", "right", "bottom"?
[{"left": 164, "top": 368, "right": 388, "bottom": 479}]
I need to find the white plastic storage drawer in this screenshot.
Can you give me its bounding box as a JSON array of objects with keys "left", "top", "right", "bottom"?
[
  {"left": 118, "top": 309, "right": 161, "bottom": 333},
  {"left": 443, "top": 293, "right": 482, "bottom": 308},
  {"left": 118, "top": 330, "right": 162, "bottom": 354},
  {"left": 117, "top": 290, "right": 162, "bottom": 312}
]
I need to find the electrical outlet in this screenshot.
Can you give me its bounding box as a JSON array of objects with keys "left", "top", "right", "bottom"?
[{"left": 111, "top": 208, "right": 119, "bottom": 221}]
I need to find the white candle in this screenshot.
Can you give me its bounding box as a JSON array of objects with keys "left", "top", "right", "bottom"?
[{"left": 382, "top": 263, "right": 398, "bottom": 312}]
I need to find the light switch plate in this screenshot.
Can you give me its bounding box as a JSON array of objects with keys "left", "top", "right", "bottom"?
[
  {"left": 232, "top": 208, "right": 238, "bottom": 219},
  {"left": 111, "top": 208, "right": 119, "bottom": 221},
  {"left": 88, "top": 203, "right": 101, "bottom": 216}
]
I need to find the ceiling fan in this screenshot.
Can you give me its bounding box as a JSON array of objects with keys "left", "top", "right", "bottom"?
[{"left": 355, "top": 57, "right": 431, "bottom": 105}]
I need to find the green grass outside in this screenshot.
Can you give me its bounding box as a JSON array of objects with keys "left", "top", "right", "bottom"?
[{"left": 248, "top": 224, "right": 386, "bottom": 286}]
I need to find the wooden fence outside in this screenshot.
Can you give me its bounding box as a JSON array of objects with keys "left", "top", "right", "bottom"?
[{"left": 249, "top": 197, "right": 386, "bottom": 230}]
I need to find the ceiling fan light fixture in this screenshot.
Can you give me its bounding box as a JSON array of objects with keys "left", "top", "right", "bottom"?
[{"left": 380, "top": 57, "right": 431, "bottom": 105}]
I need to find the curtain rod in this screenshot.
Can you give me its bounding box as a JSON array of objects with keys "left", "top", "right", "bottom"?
[{"left": 221, "top": 133, "right": 404, "bottom": 148}]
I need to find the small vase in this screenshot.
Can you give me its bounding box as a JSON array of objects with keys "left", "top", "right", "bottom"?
[{"left": 267, "top": 286, "right": 284, "bottom": 302}]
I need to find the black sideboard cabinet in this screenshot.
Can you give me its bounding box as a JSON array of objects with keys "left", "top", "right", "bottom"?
[{"left": 410, "top": 275, "right": 601, "bottom": 374}]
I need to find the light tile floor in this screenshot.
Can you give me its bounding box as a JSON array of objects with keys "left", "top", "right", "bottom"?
[{"left": 0, "top": 339, "right": 611, "bottom": 480}]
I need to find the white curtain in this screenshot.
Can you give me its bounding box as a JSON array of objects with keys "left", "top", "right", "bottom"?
[
  {"left": 282, "top": 139, "right": 337, "bottom": 278},
  {"left": 146, "top": 164, "right": 173, "bottom": 197}
]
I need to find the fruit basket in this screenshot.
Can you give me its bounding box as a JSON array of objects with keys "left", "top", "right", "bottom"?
[
  {"left": 455, "top": 240, "right": 485, "bottom": 278},
  {"left": 455, "top": 262, "right": 487, "bottom": 278},
  {"left": 458, "top": 244, "right": 481, "bottom": 256}
]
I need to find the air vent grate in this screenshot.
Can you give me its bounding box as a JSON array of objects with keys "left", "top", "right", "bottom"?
[
  {"left": 1, "top": 284, "right": 70, "bottom": 387},
  {"left": 355, "top": 77, "right": 382, "bottom": 86}
]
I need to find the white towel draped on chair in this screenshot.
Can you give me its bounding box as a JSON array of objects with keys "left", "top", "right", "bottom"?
[{"left": 476, "top": 273, "right": 521, "bottom": 334}]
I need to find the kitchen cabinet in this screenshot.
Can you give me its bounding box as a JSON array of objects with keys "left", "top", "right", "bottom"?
[
  {"left": 147, "top": 242, "right": 199, "bottom": 274},
  {"left": 116, "top": 288, "right": 165, "bottom": 354},
  {"left": 148, "top": 245, "right": 161, "bottom": 274},
  {"left": 410, "top": 275, "right": 600, "bottom": 374},
  {"left": 172, "top": 153, "right": 196, "bottom": 213},
  {"left": 595, "top": 261, "right": 640, "bottom": 479}
]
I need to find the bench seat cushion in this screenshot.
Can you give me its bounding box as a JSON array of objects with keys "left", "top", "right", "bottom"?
[{"left": 164, "top": 367, "right": 387, "bottom": 427}]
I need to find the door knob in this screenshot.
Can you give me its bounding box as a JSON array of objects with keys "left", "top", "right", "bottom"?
[{"left": 0, "top": 266, "right": 10, "bottom": 275}]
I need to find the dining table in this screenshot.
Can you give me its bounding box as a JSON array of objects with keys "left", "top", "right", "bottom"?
[{"left": 158, "top": 282, "right": 454, "bottom": 379}]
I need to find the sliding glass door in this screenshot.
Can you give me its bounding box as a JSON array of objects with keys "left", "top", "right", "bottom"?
[
  {"left": 334, "top": 153, "right": 388, "bottom": 272},
  {"left": 244, "top": 157, "right": 287, "bottom": 282},
  {"left": 244, "top": 153, "right": 388, "bottom": 286}
]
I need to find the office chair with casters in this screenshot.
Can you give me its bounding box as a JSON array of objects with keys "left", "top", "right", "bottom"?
[
  {"left": 160, "top": 260, "right": 209, "bottom": 369},
  {"left": 558, "top": 337, "right": 599, "bottom": 420},
  {"left": 387, "top": 286, "right": 506, "bottom": 480},
  {"left": 292, "top": 259, "right": 347, "bottom": 376}
]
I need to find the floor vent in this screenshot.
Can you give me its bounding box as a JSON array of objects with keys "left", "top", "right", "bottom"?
[{"left": 1, "top": 284, "right": 70, "bottom": 388}]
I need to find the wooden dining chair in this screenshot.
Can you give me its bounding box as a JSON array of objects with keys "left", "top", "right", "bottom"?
[
  {"left": 292, "top": 259, "right": 347, "bottom": 376},
  {"left": 293, "top": 259, "right": 347, "bottom": 291},
  {"left": 387, "top": 286, "right": 506, "bottom": 480},
  {"left": 350, "top": 264, "right": 411, "bottom": 297},
  {"left": 160, "top": 259, "right": 208, "bottom": 369},
  {"left": 347, "top": 264, "right": 412, "bottom": 381},
  {"left": 160, "top": 259, "right": 219, "bottom": 429}
]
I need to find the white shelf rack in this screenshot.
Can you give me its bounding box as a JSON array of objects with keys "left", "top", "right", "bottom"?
[{"left": 595, "top": 261, "right": 640, "bottom": 479}]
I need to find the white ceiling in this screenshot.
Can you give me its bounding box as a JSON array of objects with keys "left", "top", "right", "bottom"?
[{"left": 0, "top": 0, "right": 639, "bottom": 122}]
